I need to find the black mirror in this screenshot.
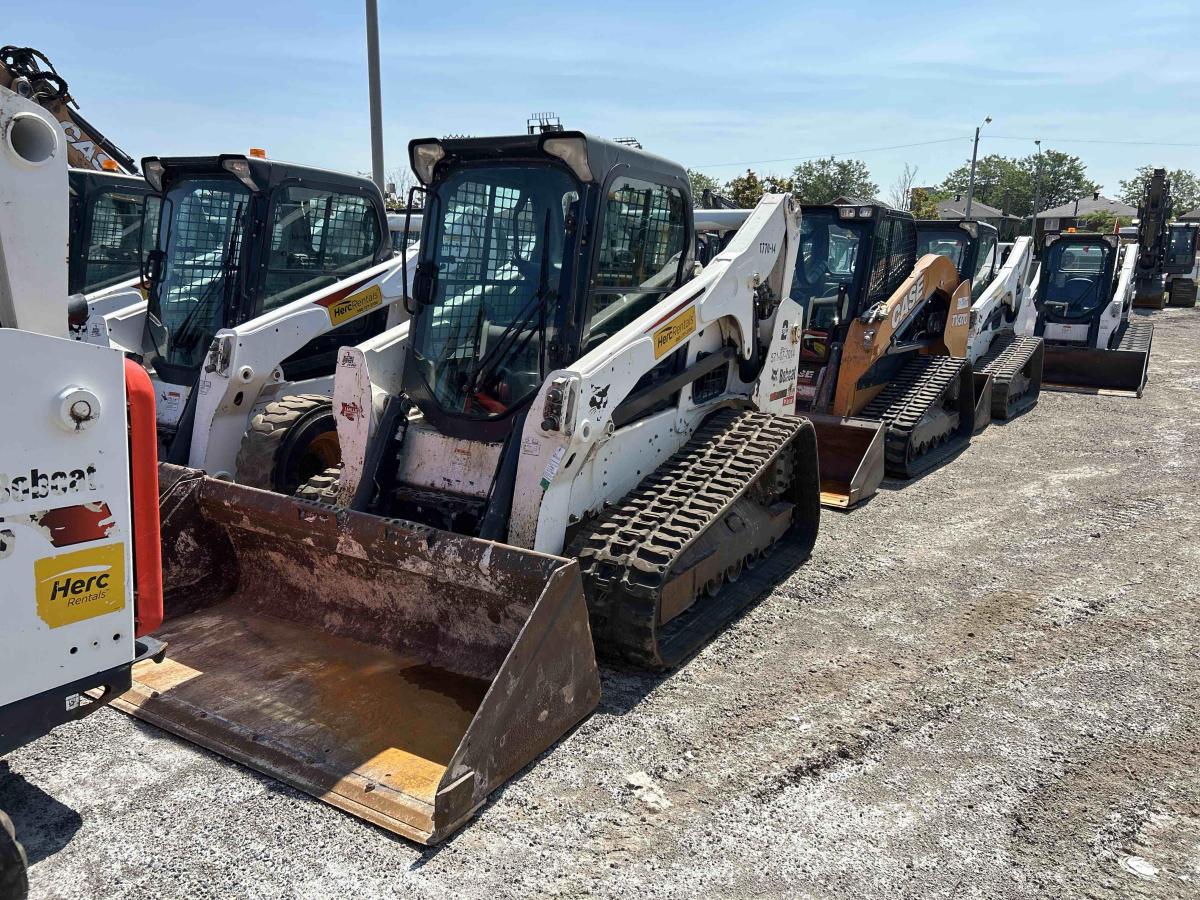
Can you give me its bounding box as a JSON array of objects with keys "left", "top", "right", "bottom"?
[
  {"left": 143, "top": 247, "right": 165, "bottom": 285},
  {"left": 411, "top": 261, "right": 436, "bottom": 313},
  {"left": 837, "top": 283, "right": 852, "bottom": 325}
]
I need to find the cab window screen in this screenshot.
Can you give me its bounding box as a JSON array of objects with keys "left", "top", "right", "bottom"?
[
  {"left": 263, "top": 187, "right": 381, "bottom": 311},
  {"left": 584, "top": 178, "right": 686, "bottom": 353},
  {"left": 972, "top": 233, "right": 997, "bottom": 299},
  {"left": 83, "top": 189, "right": 148, "bottom": 293}
]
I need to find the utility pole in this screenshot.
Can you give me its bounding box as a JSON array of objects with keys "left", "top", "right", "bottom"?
[
  {"left": 1031, "top": 139, "right": 1042, "bottom": 240},
  {"left": 365, "top": 0, "right": 385, "bottom": 195},
  {"left": 964, "top": 116, "right": 992, "bottom": 218}
]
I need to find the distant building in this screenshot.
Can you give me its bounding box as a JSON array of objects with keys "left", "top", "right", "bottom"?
[
  {"left": 933, "top": 194, "right": 1022, "bottom": 238},
  {"left": 1180, "top": 205, "right": 1200, "bottom": 222},
  {"left": 1034, "top": 192, "right": 1136, "bottom": 235}
]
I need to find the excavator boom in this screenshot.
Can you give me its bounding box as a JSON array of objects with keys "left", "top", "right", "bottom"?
[{"left": 1, "top": 45, "right": 136, "bottom": 173}]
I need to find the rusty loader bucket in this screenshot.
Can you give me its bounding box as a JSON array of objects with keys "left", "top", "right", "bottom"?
[
  {"left": 114, "top": 465, "right": 600, "bottom": 845},
  {"left": 807, "top": 413, "right": 885, "bottom": 509},
  {"left": 1041, "top": 323, "right": 1153, "bottom": 399}
]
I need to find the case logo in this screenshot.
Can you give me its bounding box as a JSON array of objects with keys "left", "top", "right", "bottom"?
[{"left": 35, "top": 543, "right": 126, "bottom": 629}]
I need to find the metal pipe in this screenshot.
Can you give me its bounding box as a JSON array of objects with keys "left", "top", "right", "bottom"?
[
  {"left": 365, "top": 0, "right": 385, "bottom": 194},
  {"left": 964, "top": 116, "right": 991, "bottom": 219},
  {"left": 1031, "top": 140, "right": 1042, "bottom": 239}
]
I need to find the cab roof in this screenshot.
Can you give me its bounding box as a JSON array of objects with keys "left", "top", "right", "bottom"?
[{"left": 409, "top": 131, "right": 689, "bottom": 195}]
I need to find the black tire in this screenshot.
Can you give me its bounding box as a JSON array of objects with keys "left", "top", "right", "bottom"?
[
  {"left": 235, "top": 394, "right": 341, "bottom": 495},
  {"left": 0, "top": 810, "right": 29, "bottom": 900},
  {"left": 295, "top": 465, "right": 343, "bottom": 506}
]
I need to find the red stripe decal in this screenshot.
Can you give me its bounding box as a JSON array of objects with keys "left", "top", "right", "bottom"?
[
  {"left": 643, "top": 287, "right": 706, "bottom": 333},
  {"left": 313, "top": 272, "right": 381, "bottom": 309}
]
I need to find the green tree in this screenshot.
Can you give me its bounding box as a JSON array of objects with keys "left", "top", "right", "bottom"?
[
  {"left": 1016, "top": 150, "right": 1100, "bottom": 213},
  {"left": 909, "top": 186, "right": 949, "bottom": 220},
  {"left": 938, "top": 150, "right": 1098, "bottom": 217},
  {"left": 1116, "top": 165, "right": 1200, "bottom": 214},
  {"left": 789, "top": 157, "right": 878, "bottom": 204},
  {"left": 687, "top": 169, "right": 722, "bottom": 204},
  {"left": 1078, "top": 210, "right": 1133, "bottom": 233},
  {"left": 939, "top": 154, "right": 1027, "bottom": 215},
  {"left": 724, "top": 169, "right": 766, "bottom": 208},
  {"left": 762, "top": 174, "right": 795, "bottom": 195}
]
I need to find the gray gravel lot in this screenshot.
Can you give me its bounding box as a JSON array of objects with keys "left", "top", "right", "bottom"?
[{"left": 5, "top": 308, "right": 1199, "bottom": 899}]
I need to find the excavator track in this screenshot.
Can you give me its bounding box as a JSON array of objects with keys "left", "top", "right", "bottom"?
[
  {"left": 976, "top": 333, "right": 1044, "bottom": 420},
  {"left": 569, "top": 408, "right": 819, "bottom": 669},
  {"left": 860, "top": 355, "right": 975, "bottom": 480}
]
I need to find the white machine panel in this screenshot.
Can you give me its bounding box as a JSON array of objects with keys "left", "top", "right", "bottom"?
[{"left": 0, "top": 330, "right": 134, "bottom": 706}]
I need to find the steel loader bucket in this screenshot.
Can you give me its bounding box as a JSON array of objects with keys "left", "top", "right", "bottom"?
[
  {"left": 1041, "top": 326, "right": 1152, "bottom": 399},
  {"left": 114, "top": 465, "right": 601, "bottom": 845},
  {"left": 972, "top": 370, "right": 995, "bottom": 434},
  {"left": 807, "top": 413, "right": 885, "bottom": 509}
]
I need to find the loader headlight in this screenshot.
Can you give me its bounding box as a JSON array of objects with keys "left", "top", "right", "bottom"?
[
  {"left": 838, "top": 207, "right": 857, "bottom": 219},
  {"left": 221, "top": 158, "right": 259, "bottom": 192},
  {"left": 857, "top": 207, "right": 873, "bottom": 218},
  {"left": 542, "top": 136, "right": 594, "bottom": 183},
  {"left": 143, "top": 158, "right": 165, "bottom": 192},
  {"left": 410, "top": 140, "right": 445, "bottom": 186}
]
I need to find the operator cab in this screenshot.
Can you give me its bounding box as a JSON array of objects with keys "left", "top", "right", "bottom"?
[
  {"left": 914, "top": 219, "right": 1000, "bottom": 300},
  {"left": 140, "top": 154, "right": 391, "bottom": 390},
  {"left": 404, "top": 132, "right": 692, "bottom": 443},
  {"left": 68, "top": 168, "right": 158, "bottom": 295},
  {"left": 1165, "top": 223, "right": 1199, "bottom": 275},
  {"left": 790, "top": 201, "right": 917, "bottom": 365},
  {"left": 1035, "top": 233, "right": 1118, "bottom": 326}
]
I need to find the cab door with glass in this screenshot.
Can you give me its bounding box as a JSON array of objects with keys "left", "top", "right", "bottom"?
[
  {"left": 257, "top": 183, "right": 388, "bottom": 380},
  {"left": 580, "top": 176, "right": 689, "bottom": 422}
]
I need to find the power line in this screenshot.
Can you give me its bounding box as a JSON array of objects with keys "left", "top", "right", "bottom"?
[
  {"left": 988, "top": 134, "right": 1200, "bottom": 148},
  {"left": 693, "top": 135, "right": 972, "bottom": 170}
]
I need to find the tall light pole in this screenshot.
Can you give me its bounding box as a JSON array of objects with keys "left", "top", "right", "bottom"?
[
  {"left": 365, "top": 0, "right": 385, "bottom": 195},
  {"left": 1031, "top": 139, "right": 1042, "bottom": 239},
  {"left": 964, "top": 116, "right": 992, "bottom": 218}
]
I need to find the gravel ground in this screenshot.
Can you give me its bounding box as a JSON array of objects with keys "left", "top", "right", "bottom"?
[{"left": 5, "top": 309, "right": 1199, "bottom": 899}]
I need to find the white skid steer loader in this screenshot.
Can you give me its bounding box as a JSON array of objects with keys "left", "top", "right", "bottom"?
[
  {"left": 914, "top": 221, "right": 1044, "bottom": 429},
  {"left": 112, "top": 132, "right": 822, "bottom": 844},
  {"left": 78, "top": 153, "right": 417, "bottom": 493},
  {"left": 0, "top": 85, "right": 163, "bottom": 900},
  {"left": 1022, "top": 232, "right": 1152, "bottom": 397}
]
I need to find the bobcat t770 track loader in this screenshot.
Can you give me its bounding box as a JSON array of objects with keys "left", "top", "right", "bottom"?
[
  {"left": 914, "top": 221, "right": 1044, "bottom": 429},
  {"left": 1023, "top": 232, "right": 1152, "bottom": 397},
  {"left": 113, "top": 132, "right": 822, "bottom": 844},
  {"left": 0, "top": 85, "right": 163, "bottom": 900}
]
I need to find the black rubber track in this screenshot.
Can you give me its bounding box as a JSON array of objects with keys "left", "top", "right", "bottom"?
[
  {"left": 569, "top": 408, "right": 820, "bottom": 669},
  {"left": 859, "top": 355, "right": 974, "bottom": 480},
  {"left": 977, "top": 333, "right": 1044, "bottom": 420}
]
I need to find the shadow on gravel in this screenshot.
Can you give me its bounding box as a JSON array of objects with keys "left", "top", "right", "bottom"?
[{"left": 0, "top": 761, "right": 82, "bottom": 865}]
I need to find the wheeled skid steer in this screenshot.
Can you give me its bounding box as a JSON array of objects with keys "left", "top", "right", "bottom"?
[
  {"left": 1024, "top": 232, "right": 1152, "bottom": 398},
  {"left": 78, "top": 153, "right": 415, "bottom": 494},
  {"left": 789, "top": 202, "right": 979, "bottom": 508},
  {"left": 115, "top": 133, "right": 822, "bottom": 843},
  {"left": 915, "top": 222, "right": 1044, "bottom": 429}
]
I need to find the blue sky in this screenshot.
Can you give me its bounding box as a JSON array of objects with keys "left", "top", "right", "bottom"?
[{"left": 11, "top": 1, "right": 1199, "bottom": 198}]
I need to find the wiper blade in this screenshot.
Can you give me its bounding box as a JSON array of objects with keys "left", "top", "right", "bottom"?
[{"left": 467, "top": 209, "right": 554, "bottom": 397}]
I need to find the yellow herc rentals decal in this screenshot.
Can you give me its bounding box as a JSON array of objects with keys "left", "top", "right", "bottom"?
[
  {"left": 653, "top": 306, "right": 696, "bottom": 359},
  {"left": 35, "top": 543, "right": 126, "bottom": 628},
  {"left": 327, "top": 284, "right": 383, "bottom": 326}
]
